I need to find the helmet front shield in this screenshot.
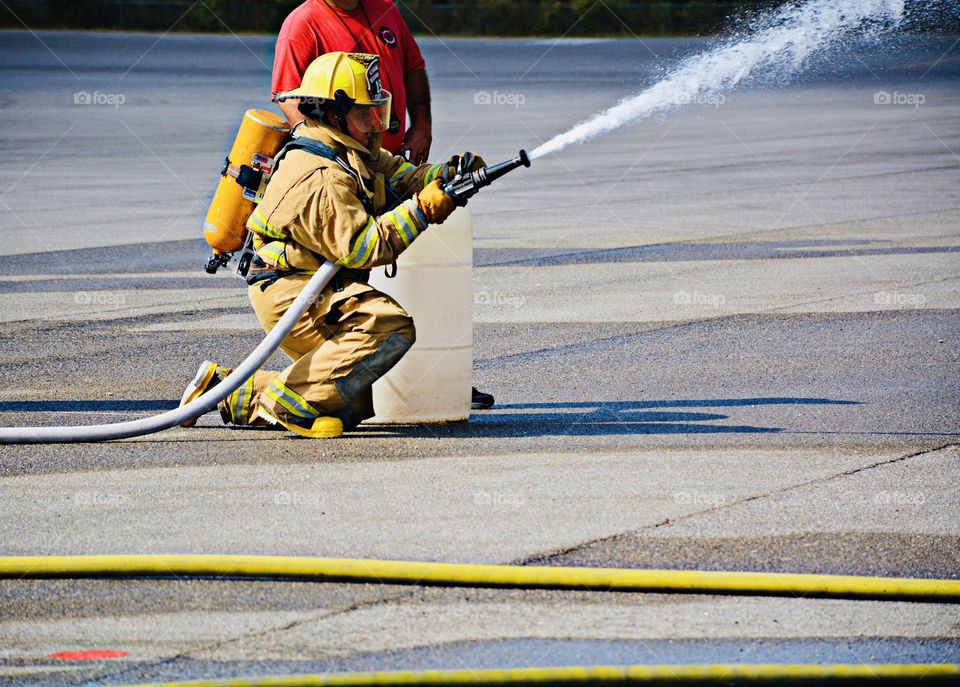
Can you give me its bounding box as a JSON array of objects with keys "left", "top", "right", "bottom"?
[{"left": 351, "top": 92, "right": 392, "bottom": 133}]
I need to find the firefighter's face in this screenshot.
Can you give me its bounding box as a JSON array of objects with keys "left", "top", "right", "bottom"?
[
  {"left": 344, "top": 109, "right": 372, "bottom": 145},
  {"left": 344, "top": 103, "right": 389, "bottom": 145}
]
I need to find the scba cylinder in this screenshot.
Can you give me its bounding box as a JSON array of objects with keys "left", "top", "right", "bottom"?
[
  {"left": 367, "top": 207, "right": 473, "bottom": 423},
  {"left": 204, "top": 109, "right": 290, "bottom": 257}
]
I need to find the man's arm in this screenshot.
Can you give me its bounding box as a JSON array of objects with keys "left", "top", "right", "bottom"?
[
  {"left": 401, "top": 68, "right": 432, "bottom": 165},
  {"left": 271, "top": 29, "right": 313, "bottom": 128}
]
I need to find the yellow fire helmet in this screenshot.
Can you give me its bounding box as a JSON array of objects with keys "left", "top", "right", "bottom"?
[{"left": 277, "top": 52, "right": 392, "bottom": 132}]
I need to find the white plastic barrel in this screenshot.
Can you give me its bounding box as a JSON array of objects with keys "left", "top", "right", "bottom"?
[{"left": 367, "top": 206, "right": 472, "bottom": 423}]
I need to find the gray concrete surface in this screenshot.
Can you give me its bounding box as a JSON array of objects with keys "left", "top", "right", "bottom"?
[{"left": 0, "top": 27, "right": 958, "bottom": 685}]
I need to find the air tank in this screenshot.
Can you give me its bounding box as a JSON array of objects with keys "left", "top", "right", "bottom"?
[{"left": 203, "top": 109, "right": 290, "bottom": 258}]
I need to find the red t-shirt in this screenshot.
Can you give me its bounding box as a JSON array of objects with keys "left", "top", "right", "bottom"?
[{"left": 272, "top": 0, "right": 425, "bottom": 153}]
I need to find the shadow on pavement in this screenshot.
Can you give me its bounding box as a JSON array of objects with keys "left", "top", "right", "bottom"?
[
  {"left": 0, "top": 400, "right": 178, "bottom": 412},
  {"left": 477, "top": 240, "right": 960, "bottom": 268},
  {"left": 0, "top": 397, "right": 859, "bottom": 437},
  {"left": 368, "top": 397, "right": 860, "bottom": 438}
]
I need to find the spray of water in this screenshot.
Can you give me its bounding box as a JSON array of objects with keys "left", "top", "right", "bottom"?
[{"left": 531, "top": 0, "right": 906, "bottom": 159}]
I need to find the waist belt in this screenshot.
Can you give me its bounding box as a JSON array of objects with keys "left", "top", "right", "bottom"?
[
  {"left": 247, "top": 267, "right": 370, "bottom": 292},
  {"left": 246, "top": 269, "right": 295, "bottom": 291}
]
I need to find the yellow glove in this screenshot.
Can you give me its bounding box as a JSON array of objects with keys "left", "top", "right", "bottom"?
[{"left": 416, "top": 179, "right": 456, "bottom": 225}]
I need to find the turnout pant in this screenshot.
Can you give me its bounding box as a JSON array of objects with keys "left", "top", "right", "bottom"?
[{"left": 218, "top": 272, "right": 415, "bottom": 431}]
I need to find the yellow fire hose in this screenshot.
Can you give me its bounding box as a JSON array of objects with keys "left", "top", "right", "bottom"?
[
  {"left": 2, "top": 554, "right": 958, "bottom": 602},
  {"left": 114, "top": 663, "right": 960, "bottom": 687}
]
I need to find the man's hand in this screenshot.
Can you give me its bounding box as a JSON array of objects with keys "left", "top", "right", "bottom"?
[
  {"left": 277, "top": 97, "right": 306, "bottom": 128},
  {"left": 401, "top": 119, "right": 432, "bottom": 165}
]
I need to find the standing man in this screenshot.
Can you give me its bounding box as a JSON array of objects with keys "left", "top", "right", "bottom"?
[
  {"left": 272, "top": 0, "right": 432, "bottom": 164},
  {"left": 271, "top": 0, "right": 495, "bottom": 410}
]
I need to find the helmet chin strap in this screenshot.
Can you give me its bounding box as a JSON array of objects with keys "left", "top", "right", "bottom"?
[
  {"left": 321, "top": 109, "right": 352, "bottom": 137},
  {"left": 334, "top": 112, "right": 352, "bottom": 136},
  {"left": 333, "top": 89, "right": 355, "bottom": 136}
]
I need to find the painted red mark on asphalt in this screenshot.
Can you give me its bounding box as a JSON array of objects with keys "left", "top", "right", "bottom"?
[{"left": 48, "top": 649, "right": 128, "bottom": 661}]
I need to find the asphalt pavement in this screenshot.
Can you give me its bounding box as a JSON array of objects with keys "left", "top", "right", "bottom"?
[{"left": 0, "top": 28, "right": 957, "bottom": 685}]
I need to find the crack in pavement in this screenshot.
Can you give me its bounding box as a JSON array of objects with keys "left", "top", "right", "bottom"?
[
  {"left": 80, "top": 585, "right": 422, "bottom": 687},
  {"left": 516, "top": 442, "right": 959, "bottom": 567}
]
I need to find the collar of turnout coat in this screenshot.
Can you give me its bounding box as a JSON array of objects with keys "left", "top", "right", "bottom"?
[{"left": 298, "top": 119, "right": 383, "bottom": 162}]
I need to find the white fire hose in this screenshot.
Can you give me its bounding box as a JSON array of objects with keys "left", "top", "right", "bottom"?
[{"left": 0, "top": 262, "right": 339, "bottom": 444}]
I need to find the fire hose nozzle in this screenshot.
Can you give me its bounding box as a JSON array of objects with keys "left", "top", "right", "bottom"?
[{"left": 444, "top": 149, "right": 531, "bottom": 205}]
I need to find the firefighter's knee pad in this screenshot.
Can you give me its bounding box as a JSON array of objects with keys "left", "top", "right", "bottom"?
[{"left": 334, "top": 332, "right": 413, "bottom": 404}]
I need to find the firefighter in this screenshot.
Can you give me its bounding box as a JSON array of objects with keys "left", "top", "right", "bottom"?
[{"left": 180, "top": 51, "right": 485, "bottom": 438}]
